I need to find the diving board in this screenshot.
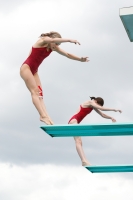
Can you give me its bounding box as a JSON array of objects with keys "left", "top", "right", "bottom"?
[
  {"left": 120, "top": 6, "right": 133, "bottom": 42},
  {"left": 85, "top": 164, "right": 133, "bottom": 173},
  {"left": 40, "top": 122, "right": 133, "bottom": 137}
]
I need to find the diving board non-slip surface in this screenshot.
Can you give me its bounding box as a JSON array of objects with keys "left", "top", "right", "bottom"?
[
  {"left": 40, "top": 123, "right": 133, "bottom": 137},
  {"left": 120, "top": 6, "right": 133, "bottom": 42},
  {"left": 85, "top": 165, "right": 133, "bottom": 173}
]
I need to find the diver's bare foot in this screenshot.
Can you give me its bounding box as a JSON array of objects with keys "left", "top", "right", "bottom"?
[
  {"left": 49, "top": 119, "right": 54, "bottom": 125},
  {"left": 50, "top": 121, "right": 54, "bottom": 125},
  {"left": 82, "top": 161, "right": 91, "bottom": 166},
  {"left": 40, "top": 117, "right": 51, "bottom": 125}
]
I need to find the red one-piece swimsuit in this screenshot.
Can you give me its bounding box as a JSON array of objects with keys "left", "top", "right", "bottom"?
[
  {"left": 68, "top": 105, "right": 93, "bottom": 123},
  {"left": 22, "top": 47, "right": 52, "bottom": 75}
]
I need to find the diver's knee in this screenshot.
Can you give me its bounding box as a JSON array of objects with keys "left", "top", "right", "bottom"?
[
  {"left": 38, "top": 86, "right": 43, "bottom": 99},
  {"left": 75, "top": 137, "right": 82, "bottom": 146}
]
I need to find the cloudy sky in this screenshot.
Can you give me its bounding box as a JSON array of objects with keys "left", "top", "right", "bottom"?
[{"left": 0, "top": 0, "right": 133, "bottom": 199}]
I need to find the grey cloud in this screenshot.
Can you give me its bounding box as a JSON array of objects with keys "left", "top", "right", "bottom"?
[
  {"left": 0, "top": 0, "right": 37, "bottom": 13},
  {"left": 0, "top": 0, "right": 133, "bottom": 182}
]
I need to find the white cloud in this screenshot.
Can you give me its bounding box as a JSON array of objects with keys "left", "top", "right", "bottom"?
[
  {"left": 0, "top": 0, "right": 133, "bottom": 185},
  {"left": 0, "top": 163, "right": 133, "bottom": 200},
  {"left": 0, "top": 1, "right": 133, "bottom": 199}
]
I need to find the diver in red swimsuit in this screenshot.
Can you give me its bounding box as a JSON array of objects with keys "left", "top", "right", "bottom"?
[
  {"left": 20, "top": 31, "right": 89, "bottom": 125},
  {"left": 68, "top": 97, "right": 122, "bottom": 166}
]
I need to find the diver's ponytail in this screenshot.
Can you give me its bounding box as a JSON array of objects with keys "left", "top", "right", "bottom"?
[
  {"left": 90, "top": 96, "right": 104, "bottom": 106},
  {"left": 90, "top": 96, "right": 96, "bottom": 100},
  {"left": 40, "top": 33, "right": 52, "bottom": 37},
  {"left": 40, "top": 31, "right": 61, "bottom": 38}
]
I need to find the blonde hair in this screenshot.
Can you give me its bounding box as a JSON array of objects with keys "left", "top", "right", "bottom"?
[{"left": 40, "top": 31, "right": 62, "bottom": 39}]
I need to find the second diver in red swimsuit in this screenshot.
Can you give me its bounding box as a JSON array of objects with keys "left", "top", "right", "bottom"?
[
  {"left": 68, "top": 97, "right": 122, "bottom": 166},
  {"left": 20, "top": 31, "right": 89, "bottom": 125}
]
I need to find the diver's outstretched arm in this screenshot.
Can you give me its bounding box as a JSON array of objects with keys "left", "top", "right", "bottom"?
[
  {"left": 55, "top": 46, "right": 89, "bottom": 62},
  {"left": 94, "top": 108, "right": 116, "bottom": 122}
]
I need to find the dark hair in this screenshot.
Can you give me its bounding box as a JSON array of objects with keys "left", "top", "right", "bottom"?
[{"left": 90, "top": 96, "right": 104, "bottom": 106}]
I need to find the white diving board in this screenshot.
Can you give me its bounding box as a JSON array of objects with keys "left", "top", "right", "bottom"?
[
  {"left": 120, "top": 6, "right": 133, "bottom": 42},
  {"left": 85, "top": 164, "right": 133, "bottom": 173},
  {"left": 40, "top": 122, "right": 133, "bottom": 137}
]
